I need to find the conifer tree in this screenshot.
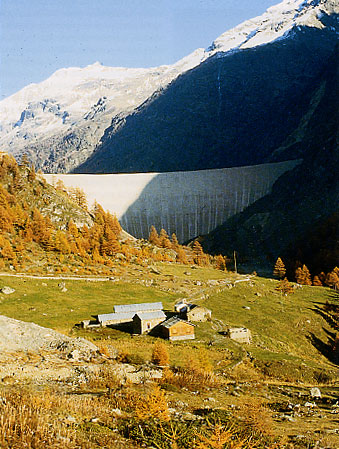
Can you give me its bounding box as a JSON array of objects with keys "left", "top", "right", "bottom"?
[
  {"left": 149, "top": 225, "right": 160, "bottom": 246},
  {"left": 193, "top": 240, "right": 205, "bottom": 266},
  {"left": 276, "top": 277, "right": 294, "bottom": 295},
  {"left": 312, "top": 275, "right": 323, "bottom": 286},
  {"left": 325, "top": 269, "right": 339, "bottom": 290},
  {"left": 151, "top": 342, "right": 169, "bottom": 366},
  {"left": 171, "top": 233, "right": 180, "bottom": 251},
  {"left": 215, "top": 254, "right": 227, "bottom": 271},
  {"left": 273, "top": 257, "right": 286, "bottom": 279},
  {"left": 295, "top": 264, "right": 312, "bottom": 285},
  {"left": 176, "top": 246, "right": 188, "bottom": 264}
]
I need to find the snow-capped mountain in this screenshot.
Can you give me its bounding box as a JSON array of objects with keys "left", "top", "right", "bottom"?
[
  {"left": 0, "top": 49, "right": 205, "bottom": 172},
  {"left": 0, "top": 0, "right": 338, "bottom": 172}
]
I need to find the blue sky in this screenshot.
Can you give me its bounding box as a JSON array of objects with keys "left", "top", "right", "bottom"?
[{"left": 1, "top": 0, "right": 278, "bottom": 99}]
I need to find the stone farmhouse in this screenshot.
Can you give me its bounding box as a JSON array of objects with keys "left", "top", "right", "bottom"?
[
  {"left": 133, "top": 310, "right": 166, "bottom": 334},
  {"left": 97, "top": 302, "right": 163, "bottom": 327},
  {"left": 186, "top": 305, "right": 212, "bottom": 322},
  {"left": 174, "top": 300, "right": 212, "bottom": 322}
]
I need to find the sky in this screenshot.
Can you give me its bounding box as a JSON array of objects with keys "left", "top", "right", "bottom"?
[{"left": 0, "top": 0, "right": 279, "bottom": 99}]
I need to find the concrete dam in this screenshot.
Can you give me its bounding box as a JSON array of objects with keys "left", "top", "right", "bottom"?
[{"left": 44, "top": 160, "right": 299, "bottom": 242}]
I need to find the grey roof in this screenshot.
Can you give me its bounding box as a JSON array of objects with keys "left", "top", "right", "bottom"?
[
  {"left": 133, "top": 310, "right": 166, "bottom": 321},
  {"left": 114, "top": 302, "right": 163, "bottom": 313},
  {"left": 98, "top": 312, "right": 135, "bottom": 323},
  {"left": 160, "top": 316, "right": 195, "bottom": 329}
]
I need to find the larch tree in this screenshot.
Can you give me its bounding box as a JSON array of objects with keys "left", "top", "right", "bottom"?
[
  {"left": 149, "top": 225, "right": 160, "bottom": 246},
  {"left": 276, "top": 277, "right": 294, "bottom": 295},
  {"left": 295, "top": 264, "right": 312, "bottom": 285},
  {"left": 273, "top": 257, "right": 286, "bottom": 279}
]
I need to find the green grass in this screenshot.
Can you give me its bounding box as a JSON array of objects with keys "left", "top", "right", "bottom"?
[
  {"left": 0, "top": 276, "right": 178, "bottom": 333},
  {"left": 0, "top": 270, "right": 337, "bottom": 378},
  {"left": 202, "top": 276, "right": 336, "bottom": 367}
]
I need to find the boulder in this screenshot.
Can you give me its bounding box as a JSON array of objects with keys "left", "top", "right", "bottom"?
[
  {"left": 1, "top": 286, "right": 15, "bottom": 295},
  {"left": 310, "top": 387, "right": 321, "bottom": 399}
]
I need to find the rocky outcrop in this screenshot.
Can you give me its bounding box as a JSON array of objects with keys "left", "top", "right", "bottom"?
[{"left": 0, "top": 315, "right": 98, "bottom": 359}]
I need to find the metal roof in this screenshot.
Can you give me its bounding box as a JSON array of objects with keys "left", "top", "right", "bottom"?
[
  {"left": 114, "top": 302, "right": 163, "bottom": 313},
  {"left": 133, "top": 310, "right": 166, "bottom": 321},
  {"left": 160, "top": 316, "right": 195, "bottom": 329},
  {"left": 97, "top": 312, "right": 135, "bottom": 323}
]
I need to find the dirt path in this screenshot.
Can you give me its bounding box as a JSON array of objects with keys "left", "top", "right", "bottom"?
[{"left": 0, "top": 272, "right": 111, "bottom": 282}]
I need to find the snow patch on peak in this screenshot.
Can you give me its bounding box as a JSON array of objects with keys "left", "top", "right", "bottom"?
[{"left": 207, "top": 0, "right": 334, "bottom": 56}]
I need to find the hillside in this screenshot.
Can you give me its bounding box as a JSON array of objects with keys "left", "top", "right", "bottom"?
[
  {"left": 202, "top": 44, "right": 339, "bottom": 275},
  {"left": 76, "top": 4, "right": 339, "bottom": 173},
  {"left": 0, "top": 267, "right": 339, "bottom": 448}
]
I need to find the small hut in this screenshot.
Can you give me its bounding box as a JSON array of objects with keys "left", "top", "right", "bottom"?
[
  {"left": 227, "top": 327, "right": 252, "bottom": 344},
  {"left": 186, "top": 305, "right": 212, "bottom": 322},
  {"left": 160, "top": 317, "right": 195, "bottom": 341},
  {"left": 133, "top": 310, "right": 166, "bottom": 334}
]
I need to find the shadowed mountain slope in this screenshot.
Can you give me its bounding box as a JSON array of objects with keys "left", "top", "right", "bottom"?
[
  {"left": 202, "top": 44, "right": 339, "bottom": 271},
  {"left": 75, "top": 16, "right": 338, "bottom": 174}
]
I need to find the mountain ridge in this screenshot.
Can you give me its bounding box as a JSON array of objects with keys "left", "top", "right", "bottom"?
[{"left": 1, "top": 0, "right": 338, "bottom": 173}]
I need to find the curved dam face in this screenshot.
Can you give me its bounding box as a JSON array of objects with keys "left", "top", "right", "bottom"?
[{"left": 44, "top": 160, "right": 299, "bottom": 242}]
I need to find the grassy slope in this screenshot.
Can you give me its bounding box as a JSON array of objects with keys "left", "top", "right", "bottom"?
[
  {"left": 0, "top": 266, "right": 337, "bottom": 376},
  {"left": 0, "top": 277, "right": 177, "bottom": 333}
]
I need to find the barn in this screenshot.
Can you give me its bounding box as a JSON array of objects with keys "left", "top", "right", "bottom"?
[
  {"left": 160, "top": 317, "right": 195, "bottom": 341},
  {"left": 97, "top": 302, "right": 164, "bottom": 327}
]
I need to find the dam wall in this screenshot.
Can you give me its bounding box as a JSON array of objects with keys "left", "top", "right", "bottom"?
[{"left": 44, "top": 160, "right": 299, "bottom": 242}]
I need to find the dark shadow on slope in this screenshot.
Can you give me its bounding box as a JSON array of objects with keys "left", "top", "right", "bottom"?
[{"left": 75, "top": 18, "right": 339, "bottom": 174}]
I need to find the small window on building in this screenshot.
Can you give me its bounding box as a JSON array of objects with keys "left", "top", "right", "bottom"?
[{"left": 147, "top": 323, "right": 151, "bottom": 329}]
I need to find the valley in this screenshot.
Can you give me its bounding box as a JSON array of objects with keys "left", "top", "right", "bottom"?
[{"left": 0, "top": 1, "right": 338, "bottom": 447}]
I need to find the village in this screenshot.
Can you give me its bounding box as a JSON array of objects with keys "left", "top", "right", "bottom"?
[{"left": 81, "top": 300, "right": 252, "bottom": 343}]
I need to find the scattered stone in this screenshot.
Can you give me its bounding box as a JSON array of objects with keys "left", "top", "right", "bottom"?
[
  {"left": 111, "top": 408, "right": 122, "bottom": 416},
  {"left": 149, "top": 266, "right": 161, "bottom": 275},
  {"left": 304, "top": 402, "right": 317, "bottom": 407},
  {"left": 66, "top": 415, "right": 77, "bottom": 423},
  {"left": 243, "top": 306, "right": 251, "bottom": 310},
  {"left": 90, "top": 417, "right": 100, "bottom": 423},
  {"left": 1, "top": 286, "right": 15, "bottom": 295},
  {"left": 310, "top": 387, "right": 321, "bottom": 399},
  {"left": 184, "top": 271, "right": 192, "bottom": 276},
  {"left": 255, "top": 292, "right": 262, "bottom": 297},
  {"left": 42, "top": 282, "right": 47, "bottom": 287},
  {"left": 67, "top": 350, "right": 81, "bottom": 361},
  {"left": 58, "top": 282, "right": 67, "bottom": 293}
]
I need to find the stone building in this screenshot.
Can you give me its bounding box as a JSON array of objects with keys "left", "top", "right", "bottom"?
[
  {"left": 186, "top": 305, "right": 212, "bottom": 322},
  {"left": 133, "top": 310, "right": 166, "bottom": 334},
  {"left": 97, "top": 302, "right": 164, "bottom": 327},
  {"left": 227, "top": 327, "right": 252, "bottom": 344}
]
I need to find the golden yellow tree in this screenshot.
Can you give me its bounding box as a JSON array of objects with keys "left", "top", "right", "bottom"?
[{"left": 273, "top": 257, "right": 286, "bottom": 279}]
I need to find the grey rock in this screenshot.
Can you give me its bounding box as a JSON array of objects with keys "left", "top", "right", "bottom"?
[
  {"left": 310, "top": 387, "right": 321, "bottom": 399},
  {"left": 1, "top": 287, "right": 15, "bottom": 295}
]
